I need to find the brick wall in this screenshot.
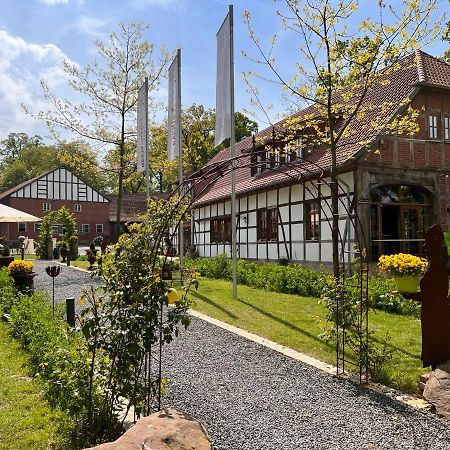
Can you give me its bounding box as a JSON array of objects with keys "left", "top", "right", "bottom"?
[{"left": 3, "top": 197, "right": 110, "bottom": 243}]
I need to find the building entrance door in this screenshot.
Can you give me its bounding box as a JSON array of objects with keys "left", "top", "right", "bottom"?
[{"left": 370, "top": 185, "right": 432, "bottom": 260}]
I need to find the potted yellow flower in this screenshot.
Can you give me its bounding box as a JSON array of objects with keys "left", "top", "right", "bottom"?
[
  {"left": 8, "top": 260, "right": 36, "bottom": 292},
  {"left": 378, "top": 253, "right": 428, "bottom": 293}
]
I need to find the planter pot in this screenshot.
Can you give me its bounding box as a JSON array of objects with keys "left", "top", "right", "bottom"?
[
  {"left": 394, "top": 275, "right": 420, "bottom": 293},
  {"left": 0, "top": 256, "right": 14, "bottom": 268},
  {"left": 60, "top": 248, "right": 69, "bottom": 262},
  {"left": 11, "top": 272, "right": 37, "bottom": 292}
]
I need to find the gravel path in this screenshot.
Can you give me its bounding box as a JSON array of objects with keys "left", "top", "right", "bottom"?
[
  {"left": 163, "top": 317, "right": 450, "bottom": 450},
  {"left": 30, "top": 262, "right": 450, "bottom": 449},
  {"left": 32, "top": 259, "right": 101, "bottom": 311}
]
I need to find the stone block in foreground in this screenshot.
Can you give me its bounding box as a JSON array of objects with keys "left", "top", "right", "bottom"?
[
  {"left": 85, "top": 408, "right": 211, "bottom": 450},
  {"left": 423, "top": 360, "right": 450, "bottom": 420}
]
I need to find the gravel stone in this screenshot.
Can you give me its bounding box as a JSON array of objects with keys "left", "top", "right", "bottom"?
[
  {"left": 162, "top": 317, "right": 450, "bottom": 450},
  {"left": 32, "top": 260, "right": 101, "bottom": 313},
  {"left": 31, "top": 261, "right": 450, "bottom": 449}
]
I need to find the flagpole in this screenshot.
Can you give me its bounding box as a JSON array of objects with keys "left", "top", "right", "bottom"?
[
  {"left": 177, "top": 48, "right": 184, "bottom": 266},
  {"left": 145, "top": 76, "right": 150, "bottom": 199},
  {"left": 229, "top": 4, "right": 237, "bottom": 299}
]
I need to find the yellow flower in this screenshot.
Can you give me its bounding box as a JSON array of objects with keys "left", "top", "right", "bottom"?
[
  {"left": 8, "top": 260, "right": 34, "bottom": 275},
  {"left": 166, "top": 288, "right": 181, "bottom": 304}
]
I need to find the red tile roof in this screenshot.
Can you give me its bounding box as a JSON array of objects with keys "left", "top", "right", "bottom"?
[
  {"left": 107, "top": 192, "right": 169, "bottom": 222},
  {"left": 193, "top": 51, "right": 450, "bottom": 206}
]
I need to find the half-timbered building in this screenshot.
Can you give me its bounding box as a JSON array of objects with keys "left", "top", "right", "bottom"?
[
  {"left": 188, "top": 51, "right": 450, "bottom": 264},
  {"left": 0, "top": 167, "right": 110, "bottom": 242}
]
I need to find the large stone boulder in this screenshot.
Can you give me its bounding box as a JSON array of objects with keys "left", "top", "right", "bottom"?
[
  {"left": 86, "top": 408, "right": 211, "bottom": 450},
  {"left": 423, "top": 361, "right": 450, "bottom": 420}
]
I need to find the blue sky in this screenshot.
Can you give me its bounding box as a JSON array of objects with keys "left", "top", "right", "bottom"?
[{"left": 0, "top": 0, "right": 447, "bottom": 142}]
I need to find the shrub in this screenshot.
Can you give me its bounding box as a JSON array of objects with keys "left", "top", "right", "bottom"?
[
  {"left": 186, "top": 255, "right": 328, "bottom": 298},
  {"left": 186, "top": 255, "right": 419, "bottom": 317}
]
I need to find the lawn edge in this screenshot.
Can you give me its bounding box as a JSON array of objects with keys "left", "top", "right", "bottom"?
[{"left": 189, "top": 308, "right": 433, "bottom": 414}]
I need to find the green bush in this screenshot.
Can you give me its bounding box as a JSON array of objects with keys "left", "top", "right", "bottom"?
[
  {"left": 186, "top": 255, "right": 420, "bottom": 317},
  {"left": 186, "top": 255, "right": 328, "bottom": 298},
  {"left": 0, "top": 268, "right": 19, "bottom": 313}
]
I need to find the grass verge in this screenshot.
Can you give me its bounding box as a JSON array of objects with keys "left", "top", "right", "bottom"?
[
  {"left": 0, "top": 320, "right": 66, "bottom": 449},
  {"left": 188, "top": 277, "right": 427, "bottom": 392}
]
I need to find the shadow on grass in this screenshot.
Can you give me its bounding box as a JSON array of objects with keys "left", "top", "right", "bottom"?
[
  {"left": 191, "top": 291, "right": 239, "bottom": 319},
  {"left": 371, "top": 336, "right": 420, "bottom": 360},
  {"left": 235, "top": 296, "right": 335, "bottom": 352}
]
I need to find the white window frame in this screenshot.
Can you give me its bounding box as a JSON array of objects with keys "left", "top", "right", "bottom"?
[
  {"left": 52, "top": 223, "right": 64, "bottom": 235},
  {"left": 296, "top": 136, "right": 303, "bottom": 159},
  {"left": 43, "top": 202, "right": 51, "bottom": 211},
  {"left": 82, "top": 224, "right": 90, "bottom": 234},
  {"left": 74, "top": 204, "right": 82, "bottom": 212},
  {"left": 429, "top": 114, "right": 439, "bottom": 139},
  {"left": 96, "top": 224, "right": 104, "bottom": 233},
  {"left": 444, "top": 116, "right": 450, "bottom": 141},
  {"left": 18, "top": 222, "right": 27, "bottom": 232}
]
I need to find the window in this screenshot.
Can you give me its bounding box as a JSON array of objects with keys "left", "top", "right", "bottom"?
[
  {"left": 77, "top": 224, "right": 90, "bottom": 234},
  {"left": 444, "top": 116, "right": 450, "bottom": 141},
  {"left": 74, "top": 204, "right": 81, "bottom": 212},
  {"left": 96, "top": 224, "right": 104, "bottom": 233},
  {"left": 305, "top": 202, "right": 320, "bottom": 240},
  {"left": 52, "top": 223, "right": 64, "bottom": 235},
  {"left": 295, "top": 135, "right": 311, "bottom": 159},
  {"left": 43, "top": 202, "right": 51, "bottom": 211},
  {"left": 257, "top": 208, "right": 278, "bottom": 241},
  {"left": 34, "top": 223, "right": 41, "bottom": 232},
  {"left": 210, "top": 216, "right": 231, "bottom": 243},
  {"left": 18, "top": 223, "right": 27, "bottom": 232},
  {"left": 428, "top": 114, "right": 439, "bottom": 139}
]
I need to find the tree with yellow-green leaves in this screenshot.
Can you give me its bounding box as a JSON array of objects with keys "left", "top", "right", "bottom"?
[
  {"left": 150, "top": 105, "right": 258, "bottom": 189},
  {"left": 27, "top": 22, "right": 171, "bottom": 238},
  {"left": 243, "top": 0, "right": 441, "bottom": 277}
]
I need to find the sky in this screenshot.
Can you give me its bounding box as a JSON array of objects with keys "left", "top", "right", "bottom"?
[{"left": 0, "top": 0, "right": 447, "bottom": 143}]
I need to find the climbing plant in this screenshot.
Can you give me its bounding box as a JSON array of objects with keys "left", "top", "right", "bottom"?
[{"left": 38, "top": 206, "right": 77, "bottom": 259}]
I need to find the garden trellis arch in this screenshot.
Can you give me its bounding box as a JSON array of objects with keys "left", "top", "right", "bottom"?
[
  {"left": 39, "top": 206, "right": 77, "bottom": 259},
  {"left": 146, "top": 135, "right": 370, "bottom": 411}
]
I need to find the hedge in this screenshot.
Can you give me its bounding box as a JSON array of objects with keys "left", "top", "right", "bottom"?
[{"left": 185, "top": 255, "right": 420, "bottom": 317}]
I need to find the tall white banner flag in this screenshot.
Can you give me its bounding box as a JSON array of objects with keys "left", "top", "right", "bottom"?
[
  {"left": 168, "top": 53, "right": 180, "bottom": 161},
  {"left": 215, "top": 11, "right": 231, "bottom": 147},
  {"left": 136, "top": 80, "right": 148, "bottom": 173}
]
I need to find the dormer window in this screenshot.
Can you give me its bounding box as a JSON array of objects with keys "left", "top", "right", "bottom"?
[{"left": 296, "top": 136, "right": 303, "bottom": 158}]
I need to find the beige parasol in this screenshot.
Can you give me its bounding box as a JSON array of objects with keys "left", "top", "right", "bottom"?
[{"left": 0, "top": 204, "right": 41, "bottom": 223}]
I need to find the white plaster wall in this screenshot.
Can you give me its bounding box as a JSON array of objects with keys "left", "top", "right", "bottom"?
[
  {"left": 267, "top": 243, "right": 278, "bottom": 259},
  {"left": 291, "top": 185, "right": 302, "bottom": 202},
  {"left": 267, "top": 190, "right": 277, "bottom": 207},
  {"left": 306, "top": 242, "right": 320, "bottom": 261},
  {"left": 258, "top": 192, "right": 266, "bottom": 208}
]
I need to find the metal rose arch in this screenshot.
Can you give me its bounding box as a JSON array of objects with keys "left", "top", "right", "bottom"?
[{"left": 147, "top": 140, "right": 370, "bottom": 407}]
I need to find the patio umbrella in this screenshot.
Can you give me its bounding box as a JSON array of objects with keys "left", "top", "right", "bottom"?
[{"left": 0, "top": 204, "right": 41, "bottom": 223}]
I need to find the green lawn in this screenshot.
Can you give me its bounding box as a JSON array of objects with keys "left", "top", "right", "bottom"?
[
  {"left": 0, "top": 320, "right": 66, "bottom": 449},
  {"left": 70, "top": 260, "right": 91, "bottom": 270},
  {"left": 189, "top": 278, "right": 426, "bottom": 392}
]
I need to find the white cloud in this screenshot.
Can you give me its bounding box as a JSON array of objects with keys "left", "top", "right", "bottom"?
[
  {"left": 75, "top": 15, "right": 107, "bottom": 37},
  {"left": 0, "top": 29, "right": 75, "bottom": 137}
]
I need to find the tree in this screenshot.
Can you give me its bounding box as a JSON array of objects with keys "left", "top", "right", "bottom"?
[
  {"left": 444, "top": 18, "right": 450, "bottom": 63},
  {"left": 150, "top": 105, "right": 258, "bottom": 187},
  {"left": 0, "top": 132, "right": 43, "bottom": 159},
  {"left": 29, "top": 23, "right": 171, "bottom": 238},
  {"left": 0, "top": 135, "right": 107, "bottom": 193},
  {"left": 103, "top": 141, "right": 147, "bottom": 194},
  {"left": 243, "top": 0, "right": 440, "bottom": 277}
]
